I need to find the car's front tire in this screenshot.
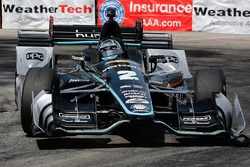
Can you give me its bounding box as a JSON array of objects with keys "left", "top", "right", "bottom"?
[
  {"left": 194, "top": 69, "right": 226, "bottom": 102},
  {"left": 21, "top": 67, "right": 56, "bottom": 136}
]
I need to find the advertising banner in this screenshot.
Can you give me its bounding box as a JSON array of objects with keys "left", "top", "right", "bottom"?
[
  {"left": 193, "top": 0, "right": 250, "bottom": 34},
  {"left": 97, "top": 0, "right": 193, "bottom": 31},
  {"left": 0, "top": 0, "right": 2, "bottom": 28},
  {"left": 2, "top": 0, "right": 95, "bottom": 29}
]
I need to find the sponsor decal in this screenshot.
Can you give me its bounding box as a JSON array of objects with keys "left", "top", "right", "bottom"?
[
  {"left": 59, "top": 4, "right": 92, "bottom": 14},
  {"left": 194, "top": 7, "right": 250, "bottom": 17},
  {"left": 121, "top": 88, "right": 147, "bottom": 100},
  {"left": 97, "top": 0, "right": 249, "bottom": 33},
  {"left": 193, "top": 1, "right": 250, "bottom": 34},
  {"left": 2, "top": 4, "right": 92, "bottom": 14},
  {"left": 16, "top": 46, "right": 53, "bottom": 76},
  {"left": 121, "top": 89, "right": 147, "bottom": 98},
  {"left": 69, "top": 79, "right": 87, "bottom": 83},
  {"left": 59, "top": 113, "right": 91, "bottom": 123},
  {"left": 125, "top": 98, "right": 149, "bottom": 104},
  {"left": 130, "top": 104, "right": 148, "bottom": 112},
  {"left": 98, "top": 0, "right": 192, "bottom": 31},
  {"left": 119, "top": 84, "right": 151, "bottom": 113},
  {"left": 120, "top": 84, "right": 142, "bottom": 89},
  {"left": 120, "top": 85, "right": 132, "bottom": 89},
  {"left": 129, "top": 1, "right": 192, "bottom": 14},
  {"left": 117, "top": 70, "right": 139, "bottom": 81},
  {"left": 26, "top": 52, "right": 44, "bottom": 61},
  {"left": 75, "top": 30, "right": 100, "bottom": 38},
  {"left": 2, "top": 0, "right": 95, "bottom": 29},
  {"left": 120, "top": 85, "right": 149, "bottom": 104},
  {"left": 72, "top": 55, "right": 85, "bottom": 61},
  {"left": 161, "top": 56, "right": 178, "bottom": 64},
  {"left": 99, "top": 0, "right": 125, "bottom": 25},
  {"left": 181, "top": 115, "right": 211, "bottom": 125},
  {"left": 102, "top": 62, "right": 140, "bottom": 73},
  {"left": 59, "top": 113, "right": 91, "bottom": 120},
  {"left": 24, "top": 48, "right": 47, "bottom": 63},
  {"left": 168, "top": 56, "right": 178, "bottom": 63},
  {"left": 2, "top": 4, "right": 58, "bottom": 14}
]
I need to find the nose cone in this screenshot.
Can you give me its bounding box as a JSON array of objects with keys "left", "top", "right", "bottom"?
[{"left": 103, "top": 60, "right": 154, "bottom": 117}]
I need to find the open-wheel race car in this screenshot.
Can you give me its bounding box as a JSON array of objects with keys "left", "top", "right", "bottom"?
[{"left": 15, "top": 10, "right": 245, "bottom": 142}]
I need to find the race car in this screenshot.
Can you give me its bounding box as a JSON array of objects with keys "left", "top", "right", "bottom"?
[{"left": 15, "top": 10, "right": 245, "bottom": 142}]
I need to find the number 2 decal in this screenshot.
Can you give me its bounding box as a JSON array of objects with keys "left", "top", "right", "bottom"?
[{"left": 117, "top": 71, "right": 139, "bottom": 80}]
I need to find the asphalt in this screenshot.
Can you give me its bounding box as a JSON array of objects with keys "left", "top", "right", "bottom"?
[{"left": 0, "top": 29, "right": 250, "bottom": 167}]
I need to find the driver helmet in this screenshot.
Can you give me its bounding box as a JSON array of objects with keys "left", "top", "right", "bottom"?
[{"left": 99, "top": 39, "right": 123, "bottom": 61}]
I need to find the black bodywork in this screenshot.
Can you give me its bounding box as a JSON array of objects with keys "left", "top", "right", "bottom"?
[{"left": 16, "top": 15, "right": 245, "bottom": 140}]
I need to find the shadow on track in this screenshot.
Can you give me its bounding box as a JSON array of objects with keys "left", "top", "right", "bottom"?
[
  {"left": 36, "top": 135, "right": 250, "bottom": 150},
  {"left": 37, "top": 138, "right": 112, "bottom": 150},
  {"left": 175, "top": 134, "right": 250, "bottom": 147}
]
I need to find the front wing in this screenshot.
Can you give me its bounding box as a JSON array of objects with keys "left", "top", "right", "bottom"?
[{"left": 31, "top": 89, "right": 245, "bottom": 138}]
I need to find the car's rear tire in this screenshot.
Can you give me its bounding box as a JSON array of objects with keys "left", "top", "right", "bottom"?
[
  {"left": 194, "top": 69, "right": 226, "bottom": 102},
  {"left": 21, "top": 67, "right": 56, "bottom": 136}
]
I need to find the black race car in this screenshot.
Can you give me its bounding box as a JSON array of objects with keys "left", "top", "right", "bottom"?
[{"left": 15, "top": 10, "right": 245, "bottom": 142}]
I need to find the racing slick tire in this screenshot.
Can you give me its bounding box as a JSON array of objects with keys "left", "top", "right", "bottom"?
[
  {"left": 21, "top": 67, "right": 56, "bottom": 136},
  {"left": 194, "top": 69, "right": 226, "bottom": 102},
  {"left": 194, "top": 69, "right": 231, "bottom": 139}
]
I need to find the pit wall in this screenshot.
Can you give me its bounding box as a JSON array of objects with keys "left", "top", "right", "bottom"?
[{"left": 1, "top": 0, "right": 250, "bottom": 34}]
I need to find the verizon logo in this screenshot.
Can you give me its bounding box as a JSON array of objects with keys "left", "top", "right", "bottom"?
[{"left": 2, "top": 4, "right": 92, "bottom": 14}]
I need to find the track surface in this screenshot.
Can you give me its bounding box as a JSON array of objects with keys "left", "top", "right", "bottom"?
[{"left": 0, "top": 29, "right": 250, "bottom": 167}]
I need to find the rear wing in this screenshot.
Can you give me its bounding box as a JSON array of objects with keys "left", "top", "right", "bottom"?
[{"left": 18, "top": 19, "right": 173, "bottom": 49}]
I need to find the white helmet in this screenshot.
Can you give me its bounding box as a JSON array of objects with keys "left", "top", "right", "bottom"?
[{"left": 99, "top": 39, "right": 123, "bottom": 61}]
